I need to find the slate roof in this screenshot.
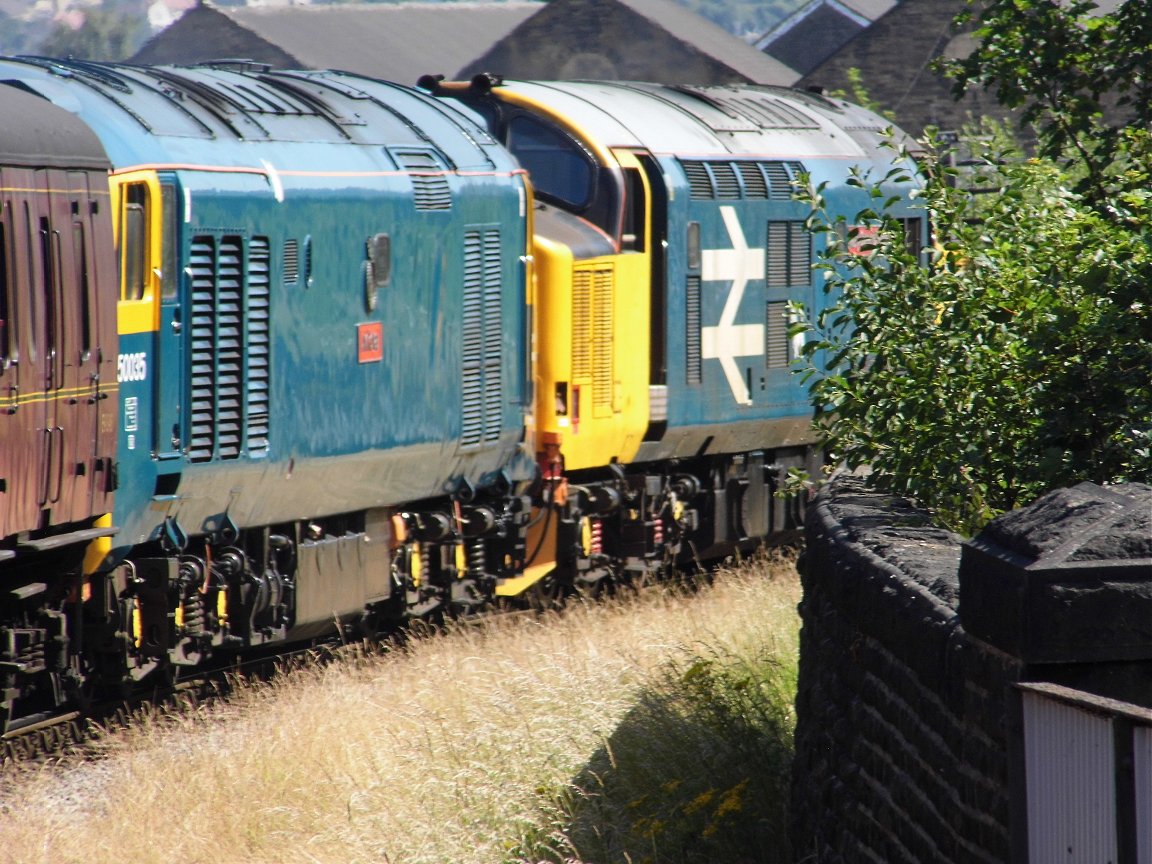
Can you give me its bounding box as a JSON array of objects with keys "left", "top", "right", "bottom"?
[
  {"left": 613, "top": 0, "right": 799, "bottom": 84},
  {"left": 796, "top": 0, "right": 1001, "bottom": 137},
  {"left": 461, "top": 0, "right": 799, "bottom": 85},
  {"left": 131, "top": 1, "right": 543, "bottom": 84},
  {"left": 755, "top": 0, "right": 897, "bottom": 77}
]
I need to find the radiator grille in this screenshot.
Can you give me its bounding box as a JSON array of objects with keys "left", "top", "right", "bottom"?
[
  {"left": 590, "top": 268, "right": 613, "bottom": 413},
  {"left": 247, "top": 237, "right": 271, "bottom": 455},
  {"left": 188, "top": 235, "right": 269, "bottom": 462},
  {"left": 572, "top": 267, "right": 615, "bottom": 415},
  {"left": 461, "top": 228, "right": 503, "bottom": 446},
  {"left": 681, "top": 159, "right": 806, "bottom": 200}
]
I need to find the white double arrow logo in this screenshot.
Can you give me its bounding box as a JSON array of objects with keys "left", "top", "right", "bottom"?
[{"left": 700, "top": 206, "right": 765, "bottom": 405}]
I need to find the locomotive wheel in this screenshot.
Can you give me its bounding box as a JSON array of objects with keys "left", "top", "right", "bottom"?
[{"left": 525, "top": 571, "right": 564, "bottom": 611}]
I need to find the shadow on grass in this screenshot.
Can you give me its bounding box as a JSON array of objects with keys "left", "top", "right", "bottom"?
[{"left": 520, "top": 649, "right": 795, "bottom": 864}]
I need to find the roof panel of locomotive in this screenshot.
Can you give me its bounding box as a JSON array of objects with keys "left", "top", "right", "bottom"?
[
  {"left": 0, "top": 85, "right": 110, "bottom": 171},
  {"left": 0, "top": 59, "right": 512, "bottom": 174},
  {"left": 499, "top": 80, "right": 903, "bottom": 161}
]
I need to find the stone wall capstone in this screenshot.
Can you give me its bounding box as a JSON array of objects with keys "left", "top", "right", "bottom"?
[{"left": 792, "top": 476, "right": 1151, "bottom": 863}]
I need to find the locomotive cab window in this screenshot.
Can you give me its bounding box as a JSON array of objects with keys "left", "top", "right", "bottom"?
[
  {"left": 507, "top": 115, "right": 595, "bottom": 212},
  {"left": 122, "top": 182, "right": 148, "bottom": 301},
  {"left": 502, "top": 113, "right": 624, "bottom": 245}
]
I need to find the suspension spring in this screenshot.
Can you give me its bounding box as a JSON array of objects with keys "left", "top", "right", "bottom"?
[
  {"left": 465, "top": 538, "right": 486, "bottom": 579},
  {"left": 589, "top": 518, "right": 603, "bottom": 556},
  {"left": 417, "top": 544, "right": 431, "bottom": 587},
  {"left": 181, "top": 595, "right": 205, "bottom": 636}
]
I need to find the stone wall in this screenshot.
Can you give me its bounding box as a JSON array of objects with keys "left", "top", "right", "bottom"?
[{"left": 791, "top": 476, "right": 1151, "bottom": 862}]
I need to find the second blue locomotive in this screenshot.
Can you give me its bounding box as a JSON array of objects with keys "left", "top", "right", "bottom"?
[{"left": 0, "top": 58, "right": 922, "bottom": 730}]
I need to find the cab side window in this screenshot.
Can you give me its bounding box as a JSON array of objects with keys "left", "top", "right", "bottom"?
[
  {"left": 122, "top": 183, "right": 147, "bottom": 301},
  {"left": 507, "top": 115, "right": 595, "bottom": 211}
]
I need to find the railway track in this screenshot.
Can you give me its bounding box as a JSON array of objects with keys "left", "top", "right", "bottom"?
[{"left": 0, "top": 641, "right": 345, "bottom": 767}]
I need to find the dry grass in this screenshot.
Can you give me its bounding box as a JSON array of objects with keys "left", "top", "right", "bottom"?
[{"left": 0, "top": 552, "right": 800, "bottom": 864}]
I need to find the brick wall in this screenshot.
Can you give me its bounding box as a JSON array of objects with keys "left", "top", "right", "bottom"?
[{"left": 792, "top": 476, "right": 1151, "bottom": 862}]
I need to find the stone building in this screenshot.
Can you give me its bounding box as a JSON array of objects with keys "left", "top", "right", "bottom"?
[
  {"left": 787, "top": 0, "right": 1126, "bottom": 140},
  {"left": 754, "top": 0, "right": 896, "bottom": 78},
  {"left": 791, "top": 0, "right": 1011, "bottom": 138},
  {"left": 460, "top": 0, "right": 797, "bottom": 85},
  {"left": 132, "top": 0, "right": 799, "bottom": 88},
  {"left": 130, "top": 1, "right": 543, "bottom": 84}
]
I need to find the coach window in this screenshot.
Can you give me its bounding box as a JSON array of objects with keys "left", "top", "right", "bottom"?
[
  {"left": 122, "top": 183, "right": 147, "bottom": 301},
  {"left": 73, "top": 223, "right": 91, "bottom": 361}
]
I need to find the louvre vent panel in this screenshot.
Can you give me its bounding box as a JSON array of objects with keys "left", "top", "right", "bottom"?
[
  {"left": 398, "top": 151, "right": 452, "bottom": 211},
  {"left": 764, "top": 163, "right": 793, "bottom": 200},
  {"left": 481, "top": 234, "right": 503, "bottom": 441},
  {"left": 682, "top": 162, "right": 713, "bottom": 199},
  {"left": 680, "top": 159, "right": 807, "bottom": 199},
  {"left": 247, "top": 237, "right": 271, "bottom": 455},
  {"left": 901, "top": 217, "right": 924, "bottom": 260},
  {"left": 412, "top": 175, "right": 452, "bottom": 210},
  {"left": 787, "top": 221, "right": 811, "bottom": 284},
  {"left": 591, "top": 269, "right": 614, "bottom": 412},
  {"left": 214, "top": 238, "right": 244, "bottom": 460},
  {"left": 710, "top": 162, "right": 741, "bottom": 199},
  {"left": 571, "top": 271, "right": 592, "bottom": 380},
  {"left": 686, "top": 274, "right": 702, "bottom": 384},
  {"left": 282, "top": 238, "right": 299, "bottom": 284},
  {"left": 728, "top": 96, "right": 818, "bottom": 130},
  {"left": 766, "top": 300, "right": 790, "bottom": 369},
  {"left": 736, "top": 162, "right": 769, "bottom": 198},
  {"left": 187, "top": 235, "right": 260, "bottom": 463},
  {"left": 571, "top": 267, "right": 615, "bottom": 414},
  {"left": 188, "top": 238, "right": 217, "bottom": 462},
  {"left": 460, "top": 228, "right": 503, "bottom": 447},
  {"left": 767, "top": 221, "right": 812, "bottom": 287}
]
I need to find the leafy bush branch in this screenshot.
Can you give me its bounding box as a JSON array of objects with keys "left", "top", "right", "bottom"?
[{"left": 795, "top": 130, "right": 1152, "bottom": 534}]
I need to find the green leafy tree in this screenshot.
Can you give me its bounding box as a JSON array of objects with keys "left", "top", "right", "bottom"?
[
  {"left": 941, "top": 0, "right": 1152, "bottom": 204},
  {"left": 796, "top": 131, "right": 1152, "bottom": 534},
  {"left": 792, "top": 0, "right": 1152, "bottom": 533}
]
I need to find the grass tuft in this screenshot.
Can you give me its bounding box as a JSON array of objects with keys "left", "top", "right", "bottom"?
[{"left": 0, "top": 552, "right": 800, "bottom": 864}]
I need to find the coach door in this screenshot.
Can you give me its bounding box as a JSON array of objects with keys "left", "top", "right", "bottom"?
[
  {"left": 67, "top": 168, "right": 116, "bottom": 519},
  {"left": 36, "top": 169, "right": 64, "bottom": 521},
  {"left": 31, "top": 168, "right": 75, "bottom": 524}
]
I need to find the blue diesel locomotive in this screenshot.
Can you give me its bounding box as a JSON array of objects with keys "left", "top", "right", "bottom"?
[{"left": 0, "top": 59, "right": 921, "bottom": 730}]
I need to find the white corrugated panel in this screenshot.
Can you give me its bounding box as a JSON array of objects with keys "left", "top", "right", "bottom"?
[
  {"left": 1024, "top": 689, "right": 1117, "bottom": 864},
  {"left": 1137, "top": 724, "right": 1152, "bottom": 864}
]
